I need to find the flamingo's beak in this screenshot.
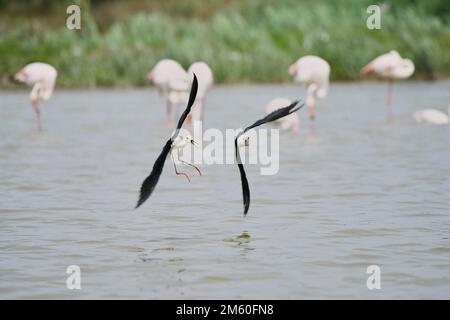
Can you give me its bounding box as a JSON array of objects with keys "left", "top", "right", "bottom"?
[
  {"left": 288, "top": 64, "right": 298, "bottom": 76},
  {"left": 360, "top": 64, "right": 374, "bottom": 75},
  {"left": 14, "top": 70, "right": 27, "bottom": 81},
  {"left": 146, "top": 72, "right": 152, "bottom": 82}
]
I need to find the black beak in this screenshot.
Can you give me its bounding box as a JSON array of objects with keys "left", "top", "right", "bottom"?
[{"left": 191, "top": 139, "right": 199, "bottom": 148}]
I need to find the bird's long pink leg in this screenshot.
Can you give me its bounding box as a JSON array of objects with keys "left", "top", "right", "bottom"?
[
  {"left": 32, "top": 99, "right": 42, "bottom": 129},
  {"left": 178, "top": 158, "right": 202, "bottom": 176},
  {"left": 32, "top": 99, "right": 40, "bottom": 116},
  {"left": 306, "top": 99, "right": 316, "bottom": 121},
  {"left": 387, "top": 80, "right": 393, "bottom": 120},
  {"left": 171, "top": 153, "right": 191, "bottom": 182},
  {"left": 308, "top": 106, "right": 316, "bottom": 121},
  {"left": 165, "top": 99, "right": 172, "bottom": 124}
]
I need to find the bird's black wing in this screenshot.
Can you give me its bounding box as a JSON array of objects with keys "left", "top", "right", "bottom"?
[
  {"left": 234, "top": 134, "right": 250, "bottom": 215},
  {"left": 174, "top": 74, "right": 198, "bottom": 131},
  {"left": 135, "top": 74, "right": 199, "bottom": 209},
  {"left": 234, "top": 100, "right": 303, "bottom": 215},
  {"left": 244, "top": 100, "right": 302, "bottom": 133},
  {"left": 135, "top": 139, "right": 172, "bottom": 209}
]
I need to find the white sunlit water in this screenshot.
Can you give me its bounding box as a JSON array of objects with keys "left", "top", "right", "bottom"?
[{"left": 0, "top": 81, "right": 449, "bottom": 299}]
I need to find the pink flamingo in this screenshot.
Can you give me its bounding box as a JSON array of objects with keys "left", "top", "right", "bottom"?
[
  {"left": 361, "top": 50, "right": 414, "bottom": 118},
  {"left": 413, "top": 103, "right": 450, "bottom": 125},
  {"left": 147, "top": 59, "right": 190, "bottom": 124},
  {"left": 288, "top": 55, "right": 330, "bottom": 121},
  {"left": 14, "top": 62, "right": 57, "bottom": 128},
  {"left": 265, "top": 98, "right": 300, "bottom": 133},
  {"left": 186, "top": 61, "right": 213, "bottom": 123}
]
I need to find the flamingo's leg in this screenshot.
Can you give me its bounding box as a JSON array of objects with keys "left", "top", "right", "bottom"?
[
  {"left": 32, "top": 99, "right": 42, "bottom": 130},
  {"left": 387, "top": 80, "right": 393, "bottom": 119},
  {"left": 32, "top": 99, "right": 40, "bottom": 116},
  {"left": 171, "top": 153, "right": 191, "bottom": 182},
  {"left": 306, "top": 99, "right": 316, "bottom": 121},
  {"left": 308, "top": 107, "right": 316, "bottom": 121},
  {"left": 166, "top": 99, "right": 172, "bottom": 123}
]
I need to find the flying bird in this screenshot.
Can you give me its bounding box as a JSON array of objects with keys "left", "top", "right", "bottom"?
[
  {"left": 234, "top": 100, "right": 303, "bottom": 215},
  {"left": 136, "top": 74, "right": 200, "bottom": 209},
  {"left": 265, "top": 98, "right": 300, "bottom": 133},
  {"left": 288, "top": 55, "right": 330, "bottom": 121},
  {"left": 14, "top": 62, "right": 58, "bottom": 128}
]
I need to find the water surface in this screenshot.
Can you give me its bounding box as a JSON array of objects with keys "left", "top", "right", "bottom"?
[{"left": 0, "top": 81, "right": 449, "bottom": 299}]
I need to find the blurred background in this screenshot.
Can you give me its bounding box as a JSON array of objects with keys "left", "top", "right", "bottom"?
[{"left": 0, "top": 0, "right": 449, "bottom": 87}]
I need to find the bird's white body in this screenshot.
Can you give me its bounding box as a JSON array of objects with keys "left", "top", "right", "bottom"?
[
  {"left": 170, "top": 131, "right": 201, "bottom": 181},
  {"left": 237, "top": 132, "right": 251, "bottom": 147},
  {"left": 167, "top": 90, "right": 190, "bottom": 107},
  {"left": 187, "top": 62, "right": 214, "bottom": 122},
  {"left": 236, "top": 127, "right": 257, "bottom": 147},
  {"left": 289, "top": 56, "right": 330, "bottom": 97},
  {"left": 413, "top": 108, "right": 449, "bottom": 125},
  {"left": 147, "top": 59, "right": 191, "bottom": 123},
  {"left": 361, "top": 50, "right": 415, "bottom": 79},
  {"left": 188, "top": 62, "right": 213, "bottom": 100},
  {"left": 265, "top": 98, "right": 299, "bottom": 133},
  {"left": 15, "top": 62, "right": 57, "bottom": 102},
  {"left": 172, "top": 132, "right": 195, "bottom": 149},
  {"left": 147, "top": 59, "right": 190, "bottom": 94},
  {"left": 288, "top": 55, "right": 330, "bottom": 120}
]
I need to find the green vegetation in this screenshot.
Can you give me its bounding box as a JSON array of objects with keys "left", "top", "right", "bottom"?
[{"left": 1, "top": 0, "right": 449, "bottom": 87}]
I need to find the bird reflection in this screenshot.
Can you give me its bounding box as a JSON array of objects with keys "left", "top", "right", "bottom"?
[{"left": 224, "top": 231, "right": 254, "bottom": 257}]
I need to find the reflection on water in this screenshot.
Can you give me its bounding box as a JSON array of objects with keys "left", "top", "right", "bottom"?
[
  {"left": 0, "top": 81, "right": 449, "bottom": 299},
  {"left": 224, "top": 231, "right": 253, "bottom": 252}
]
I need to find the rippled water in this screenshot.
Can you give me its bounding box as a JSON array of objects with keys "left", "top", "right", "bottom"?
[{"left": 1, "top": 81, "right": 449, "bottom": 299}]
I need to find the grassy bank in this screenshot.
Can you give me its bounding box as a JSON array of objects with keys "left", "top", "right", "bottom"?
[{"left": 1, "top": 0, "right": 449, "bottom": 87}]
